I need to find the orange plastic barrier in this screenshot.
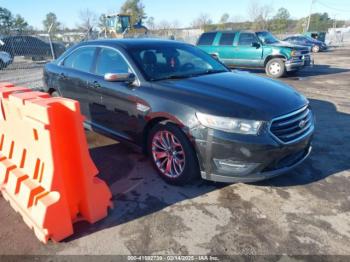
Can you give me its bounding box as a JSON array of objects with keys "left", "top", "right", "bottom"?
[{"left": 0, "top": 83, "right": 112, "bottom": 243}]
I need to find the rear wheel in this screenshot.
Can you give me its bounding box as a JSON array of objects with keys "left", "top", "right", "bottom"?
[
  {"left": 265, "top": 58, "right": 286, "bottom": 78},
  {"left": 312, "top": 45, "right": 320, "bottom": 53},
  {"left": 147, "top": 122, "right": 200, "bottom": 185}
]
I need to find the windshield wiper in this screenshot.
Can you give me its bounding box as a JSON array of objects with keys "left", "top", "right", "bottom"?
[
  {"left": 152, "top": 74, "right": 193, "bottom": 81},
  {"left": 151, "top": 70, "right": 227, "bottom": 81},
  {"left": 191, "top": 69, "right": 227, "bottom": 77}
]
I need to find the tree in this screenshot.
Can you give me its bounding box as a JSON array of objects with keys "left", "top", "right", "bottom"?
[
  {"left": 12, "top": 14, "right": 28, "bottom": 32},
  {"left": 43, "top": 12, "right": 61, "bottom": 33},
  {"left": 308, "top": 12, "right": 332, "bottom": 31},
  {"left": 248, "top": 0, "right": 273, "bottom": 30},
  {"left": 271, "top": 8, "right": 290, "bottom": 34},
  {"left": 0, "top": 7, "right": 13, "bottom": 33},
  {"left": 120, "top": 0, "right": 146, "bottom": 26},
  {"left": 220, "top": 13, "right": 230, "bottom": 24},
  {"left": 157, "top": 20, "right": 171, "bottom": 36},
  {"left": 78, "top": 9, "right": 98, "bottom": 32},
  {"left": 171, "top": 20, "right": 180, "bottom": 29},
  {"left": 98, "top": 14, "right": 109, "bottom": 37},
  {"left": 191, "top": 13, "right": 213, "bottom": 30},
  {"left": 146, "top": 16, "right": 155, "bottom": 30}
]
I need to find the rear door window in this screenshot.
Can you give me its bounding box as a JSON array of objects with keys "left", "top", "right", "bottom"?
[
  {"left": 63, "top": 47, "right": 96, "bottom": 73},
  {"left": 219, "top": 33, "right": 236, "bottom": 46},
  {"left": 238, "top": 33, "right": 257, "bottom": 46},
  {"left": 197, "top": 33, "right": 216, "bottom": 46}
]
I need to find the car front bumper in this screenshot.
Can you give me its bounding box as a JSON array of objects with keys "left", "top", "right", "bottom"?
[
  {"left": 285, "top": 55, "right": 313, "bottom": 71},
  {"left": 320, "top": 46, "right": 328, "bottom": 51},
  {"left": 192, "top": 126, "right": 313, "bottom": 183}
]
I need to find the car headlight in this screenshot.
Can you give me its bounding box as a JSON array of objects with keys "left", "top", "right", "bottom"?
[
  {"left": 196, "top": 112, "right": 262, "bottom": 135},
  {"left": 291, "top": 50, "right": 302, "bottom": 57}
]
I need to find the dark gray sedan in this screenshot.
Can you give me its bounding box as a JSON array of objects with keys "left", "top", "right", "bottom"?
[{"left": 43, "top": 39, "right": 314, "bottom": 185}]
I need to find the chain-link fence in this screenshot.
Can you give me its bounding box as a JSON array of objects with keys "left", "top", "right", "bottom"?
[
  {"left": 1, "top": 26, "right": 349, "bottom": 89},
  {"left": 0, "top": 30, "right": 90, "bottom": 88},
  {"left": 0, "top": 28, "right": 203, "bottom": 89}
]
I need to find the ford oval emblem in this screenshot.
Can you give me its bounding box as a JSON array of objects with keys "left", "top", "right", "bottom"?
[{"left": 299, "top": 120, "right": 307, "bottom": 129}]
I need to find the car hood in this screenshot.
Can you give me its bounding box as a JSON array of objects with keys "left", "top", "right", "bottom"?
[
  {"left": 152, "top": 72, "right": 308, "bottom": 121},
  {"left": 270, "top": 41, "right": 310, "bottom": 51},
  {"left": 311, "top": 39, "right": 326, "bottom": 45}
]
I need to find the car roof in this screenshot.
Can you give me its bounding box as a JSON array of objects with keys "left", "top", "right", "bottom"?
[
  {"left": 204, "top": 30, "right": 272, "bottom": 34},
  {"left": 203, "top": 30, "right": 253, "bottom": 34},
  {"left": 78, "top": 38, "right": 191, "bottom": 50}
]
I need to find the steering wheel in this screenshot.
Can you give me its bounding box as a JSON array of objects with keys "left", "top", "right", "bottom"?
[{"left": 181, "top": 62, "right": 195, "bottom": 71}]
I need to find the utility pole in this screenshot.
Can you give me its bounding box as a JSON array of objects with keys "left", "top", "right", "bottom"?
[
  {"left": 48, "top": 23, "right": 56, "bottom": 60},
  {"left": 306, "top": 0, "right": 316, "bottom": 32}
]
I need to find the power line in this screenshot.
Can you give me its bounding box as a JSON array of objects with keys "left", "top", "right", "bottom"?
[{"left": 316, "top": 0, "right": 350, "bottom": 13}]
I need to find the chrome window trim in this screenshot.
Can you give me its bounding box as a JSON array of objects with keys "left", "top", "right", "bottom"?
[
  {"left": 268, "top": 105, "right": 315, "bottom": 145},
  {"left": 58, "top": 46, "right": 96, "bottom": 74},
  {"left": 57, "top": 44, "right": 140, "bottom": 86}
]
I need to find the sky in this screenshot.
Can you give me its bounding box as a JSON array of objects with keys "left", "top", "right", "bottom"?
[{"left": 0, "top": 0, "right": 349, "bottom": 30}]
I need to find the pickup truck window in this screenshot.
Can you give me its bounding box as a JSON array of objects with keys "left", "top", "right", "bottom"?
[
  {"left": 238, "top": 33, "right": 257, "bottom": 46},
  {"left": 197, "top": 33, "right": 216, "bottom": 46},
  {"left": 219, "top": 33, "right": 236, "bottom": 46}
]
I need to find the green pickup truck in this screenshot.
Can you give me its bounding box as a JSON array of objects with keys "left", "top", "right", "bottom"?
[{"left": 197, "top": 30, "right": 312, "bottom": 78}]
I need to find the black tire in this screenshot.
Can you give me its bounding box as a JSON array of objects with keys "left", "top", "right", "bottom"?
[
  {"left": 32, "top": 56, "right": 45, "bottom": 62},
  {"left": 312, "top": 45, "right": 320, "bottom": 53},
  {"left": 50, "top": 90, "right": 60, "bottom": 97},
  {"left": 0, "top": 61, "right": 5, "bottom": 70},
  {"left": 147, "top": 122, "right": 200, "bottom": 185},
  {"left": 287, "top": 69, "right": 300, "bottom": 76},
  {"left": 265, "top": 58, "right": 286, "bottom": 78}
]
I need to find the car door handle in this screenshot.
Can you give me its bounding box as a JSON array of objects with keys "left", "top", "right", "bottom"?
[{"left": 89, "top": 81, "right": 101, "bottom": 89}]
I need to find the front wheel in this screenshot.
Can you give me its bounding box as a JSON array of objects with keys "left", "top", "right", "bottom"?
[
  {"left": 265, "top": 58, "right": 286, "bottom": 78},
  {"left": 50, "top": 90, "right": 60, "bottom": 97},
  {"left": 312, "top": 45, "right": 320, "bottom": 53},
  {"left": 147, "top": 122, "right": 200, "bottom": 185}
]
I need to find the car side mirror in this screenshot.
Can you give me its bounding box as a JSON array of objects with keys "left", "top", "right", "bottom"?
[
  {"left": 251, "top": 42, "right": 261, "bottom": 48},
  {"left": 104, "top": 73, "right": 136, "bottom": 84},
  {"left": 210, "top": 53, "right": 219, "bottom": 60}
]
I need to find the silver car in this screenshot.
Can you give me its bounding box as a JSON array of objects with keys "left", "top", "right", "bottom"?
[{"left": 0, "top": 50, "right": 13, "bottom": 70}]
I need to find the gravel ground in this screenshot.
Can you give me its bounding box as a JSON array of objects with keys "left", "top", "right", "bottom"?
[
  {"left": 0, "top": 46, "right": 349, "bottom": 258},
  {"left": 0, "top": 57, "right": 45, "bottom": 89}
]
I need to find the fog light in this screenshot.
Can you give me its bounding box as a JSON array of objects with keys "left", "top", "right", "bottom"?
[{"left": 213, "top": 159, "right": 260, "bottom": 176}]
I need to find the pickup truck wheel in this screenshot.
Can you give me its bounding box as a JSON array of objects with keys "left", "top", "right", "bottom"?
[
  {"left": 148, "top": 122, "right": 200, "bottom": 185},
  {"left": 312, "top": 45, "right": 320, "bottom": 53},
  {"left": 265, "top": 58, "right": 285, "bottom": 78}
]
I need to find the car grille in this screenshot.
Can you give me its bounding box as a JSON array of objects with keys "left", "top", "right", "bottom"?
[
  {"left": 262, "top": 147, "right": 310, "bottom": 172},
  {"left": 270, "top": 106, "right": 314, "bottom": 144}
]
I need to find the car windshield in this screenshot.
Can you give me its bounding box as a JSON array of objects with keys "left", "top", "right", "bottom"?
[
  {"left": 304, "top": 35, "right": 316, "bottom": 42},
  {"left": 128, "top": 43, "right": 229, "bottom": 81},
  {"left": 256, "top": 32, "right": 279, "bottom": 44}
]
